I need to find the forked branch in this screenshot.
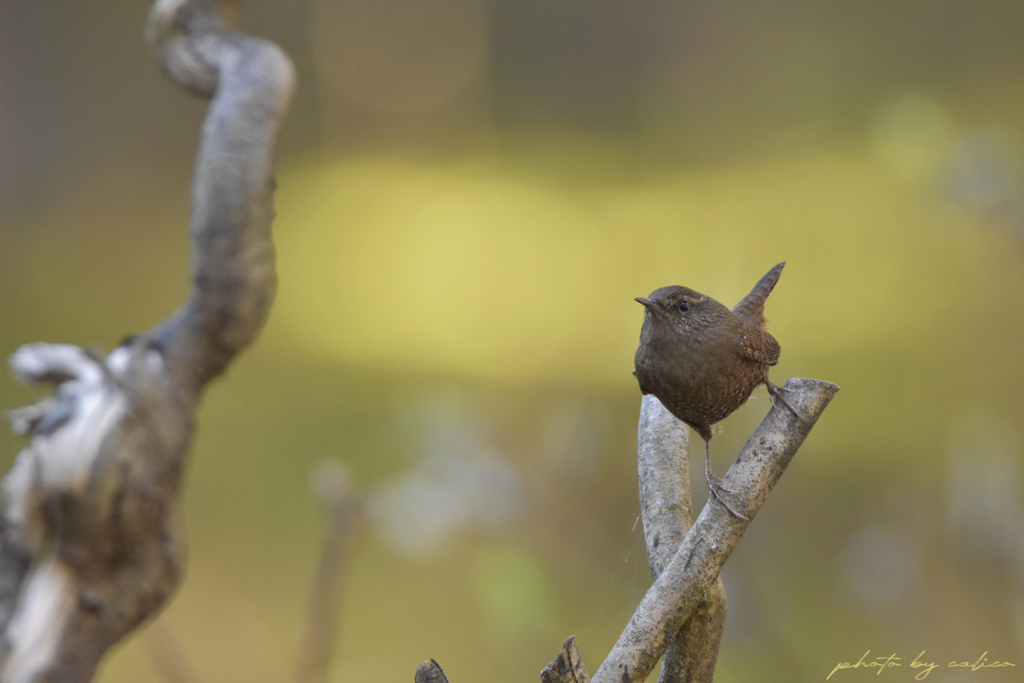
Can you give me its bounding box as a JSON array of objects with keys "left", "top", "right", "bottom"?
[
  {"left": 589, "top": 377, "right": 838, "bottom": 683},
  {"left": 540, "top": 377, "right": 838, "bottom": 683}
]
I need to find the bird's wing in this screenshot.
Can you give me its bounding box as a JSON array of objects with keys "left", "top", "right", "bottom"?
[
  {"left": 736, "top": 324, "right": 781, "bottom": 366},
  {"left": 732, "top": 262, "right": 785, "bottom": 327}
]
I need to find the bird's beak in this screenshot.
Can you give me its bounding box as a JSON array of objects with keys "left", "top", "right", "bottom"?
[{"left": 635, "top": 297, "right": 658, "bottom": 313}]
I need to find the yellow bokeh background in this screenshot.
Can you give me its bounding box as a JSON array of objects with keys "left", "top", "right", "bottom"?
[{"left": 2, "top": 2, "right": 1024, "bottom": 682}]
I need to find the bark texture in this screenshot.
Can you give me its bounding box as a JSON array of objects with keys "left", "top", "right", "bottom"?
[
  {"left": 589, "top": 378, "right": 839, "bottom": 683},
  {"left": 541, "top": 636, "right": 591, "bottom": 683},
  {"left": 0, "top": 2, "right": 294, "bottom": 681},
  {"left": 637, "top": 395, "right": 725, "bottom": 683}
]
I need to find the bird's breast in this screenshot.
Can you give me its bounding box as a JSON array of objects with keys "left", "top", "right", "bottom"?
[{"left": 634, "top": 325, "right": 767, "bottom": 428}]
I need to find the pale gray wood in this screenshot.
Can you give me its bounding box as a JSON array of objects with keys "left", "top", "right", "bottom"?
[{"left": 0, "top": 2, "right": 294, "bottom": 680}]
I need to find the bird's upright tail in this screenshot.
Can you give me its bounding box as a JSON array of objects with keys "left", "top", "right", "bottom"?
[{"left": 732, "top": 262, "right": 785, "bottom": 327}]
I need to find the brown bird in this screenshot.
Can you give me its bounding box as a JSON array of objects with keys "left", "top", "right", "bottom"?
[{"left": 633, "top": 262, "right": 798, "bottom": 520}]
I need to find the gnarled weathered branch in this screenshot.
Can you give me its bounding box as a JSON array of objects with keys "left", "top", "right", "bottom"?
[
  {"left": 0, "top": 2, "right": 294, "bottom": 681},
  {"left": 147, "top": 0, "right": 296, "bottom": 393}
]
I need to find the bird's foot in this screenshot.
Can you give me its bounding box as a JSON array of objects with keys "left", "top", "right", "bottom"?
[
  {"left": 706, "top": 470, "right": 750, "bottom": 521},
  {"left": 767, "top": 382, "right": 804, "bottom": 422}
]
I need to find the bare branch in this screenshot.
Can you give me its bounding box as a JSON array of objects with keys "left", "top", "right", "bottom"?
[
  {"left": 146, "top": 619, "right": 206, "bottom": 683},
  {"left": 0, "top": 340, "right": 189, "bottom": 683},
  {"left": 590, "top": 377, "right": 839, "bottom": 683},
  {"left": 0, "top": 2, "right": 294, "bottom": 681},
  {"left": 541, "top": 636, "right": 591, "bottom": 683},
  {"left": 146, "top": 0, "right": 295, "bottom": 393},
  {"left": 415, "top": 659, "right": 451, "bottom": 683},
  {"left": 637, "top": 396, "right": 724, "bottom": 683},
  {"left": 296, "top": 462, "right": 361, "bottom": 683}
]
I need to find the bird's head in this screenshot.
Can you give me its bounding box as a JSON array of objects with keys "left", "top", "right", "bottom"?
[{"left": 635, "top": 286, "right": 730, "bottom": 334}]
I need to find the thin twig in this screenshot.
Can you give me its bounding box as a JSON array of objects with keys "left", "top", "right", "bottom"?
[
  {"left": 296, "top": 461, "right": 361, "bottom": 683},
  {"left": 147, "top": 620, "right": 205, "bottom": 683}
]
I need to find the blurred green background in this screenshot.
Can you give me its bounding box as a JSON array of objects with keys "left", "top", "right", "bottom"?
[{"left": 2, "top": 1, "right": 1024, "bottom": 681}]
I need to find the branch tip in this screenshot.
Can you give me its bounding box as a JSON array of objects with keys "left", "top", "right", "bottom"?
[{"left": 542, "top": 635, "right": 591, "bottom": 683}]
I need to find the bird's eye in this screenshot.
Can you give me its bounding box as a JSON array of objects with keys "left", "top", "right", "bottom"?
[{"left": 678, "top": 301, "right": 690, "bottom": 312}]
